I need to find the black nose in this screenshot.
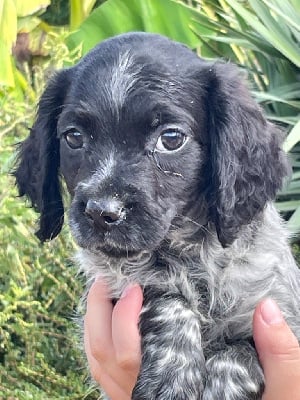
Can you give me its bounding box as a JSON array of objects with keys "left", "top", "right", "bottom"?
[{"left": 84, "top": 199, "right": 125, "bottom": 230}]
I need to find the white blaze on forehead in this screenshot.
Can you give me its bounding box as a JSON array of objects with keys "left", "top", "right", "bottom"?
[
  {"left": 99, "top": 152, "right": 115, "bottom": 180},
  {"left": 73, "top": 153, "right": 116, "bottom": 199},
  {"left": 75, "top": 152, "right": 116, "bottom": 196},
  {"left": 109, "top": 51, "right": 142, "bottom": 110}
]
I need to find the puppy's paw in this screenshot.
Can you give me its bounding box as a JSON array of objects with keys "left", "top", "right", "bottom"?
[
  {"left": 132, "top": 361, "right": 203, "bottom": 400},
  {"left": 202, "top": 345, "right": 264, "bottom": 400}
]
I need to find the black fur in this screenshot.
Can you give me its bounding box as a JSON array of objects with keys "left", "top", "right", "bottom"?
[{"left": 15, "top": 69, "right": 71, "bottom": 241}]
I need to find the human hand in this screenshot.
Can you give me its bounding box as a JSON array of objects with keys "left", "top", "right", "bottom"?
[
  {"left": 253, "top": 298, "right": 300, "bottom": 400},
  {"left": 84, "top": 280, "right": 143, "bottom": 400},
  {"left": 85, "top": 284, "right": 300, "bottom": 400}
]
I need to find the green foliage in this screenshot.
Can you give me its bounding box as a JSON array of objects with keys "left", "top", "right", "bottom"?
[
  {"left": 66, "top": 0, "right": 206, "bottom": 55},
  {"left": 42, "top": 0, "right": 70, "bottom": 26},
  {"left": 69, "top": 0, "right": 98, "bottom": 30},
  {"left": 0, "top": 0, "right": 101, "bottom": 98},
  {"left": 42, "top": 0, "right": 106, "bottom": 26},
  {"left": 189, "top": 0, "right": 300, "bottom": 120},
  {"left": 0, "top": 0, "right": 50, "bottom": 88}
]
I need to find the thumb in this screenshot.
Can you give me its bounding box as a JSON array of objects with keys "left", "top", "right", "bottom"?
[{"left": 253, "top": 298, "right": 300, "bottom": 400}]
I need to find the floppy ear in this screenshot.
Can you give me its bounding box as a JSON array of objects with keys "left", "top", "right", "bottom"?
[
  {"left": 14, "top": 69, "right": 71, "bottom": 242},
  {"left": 203, "top": 62, "right": 289, "bottom": 247}
]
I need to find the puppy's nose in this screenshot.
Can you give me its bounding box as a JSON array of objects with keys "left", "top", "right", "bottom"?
[{"left": 85, "top": 199, "right": 125, "bottom": 230}]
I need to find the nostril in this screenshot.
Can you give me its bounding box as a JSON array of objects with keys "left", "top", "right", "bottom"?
[
  {"left": 84, "top": 199, "right": 125, "bottom": 230},
  {"left": 101, "top": 210, "right": 122, "bottom": 224}
]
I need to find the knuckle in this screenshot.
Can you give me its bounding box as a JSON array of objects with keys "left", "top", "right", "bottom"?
[
  {"left": 273, "top": 347, "right": 300, "bottom": 363},
  {"left": 116, "top": 352, "right": 139, "bottom": 371},
  {"left": 90, "top": 340, "right": 111, "bottom": 363}
]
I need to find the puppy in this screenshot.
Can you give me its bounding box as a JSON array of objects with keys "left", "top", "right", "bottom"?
[{"left": 15, "top": 32, "right": 300, "bottom": 400}]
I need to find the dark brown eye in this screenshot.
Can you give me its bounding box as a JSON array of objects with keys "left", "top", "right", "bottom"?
[
  {"left": 64, "top": 130, "right": 83, "bottom": 149},
  {"left": 156, "top": 130, "right": 187, "bottom": 152}
]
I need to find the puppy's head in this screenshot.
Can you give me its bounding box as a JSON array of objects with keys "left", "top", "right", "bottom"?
[{"left": 15, "top": 32, "right": 288, "bottom": 255}]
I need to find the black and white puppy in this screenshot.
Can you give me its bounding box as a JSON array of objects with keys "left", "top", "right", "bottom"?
[{"left": 15, "top": 32, "right": 300, "bottom": 400}]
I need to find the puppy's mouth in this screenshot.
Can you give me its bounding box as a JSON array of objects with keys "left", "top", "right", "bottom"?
[
  {"left": 73, "top": 227, "right": 162, "bottom": 258},
  {"left": 93, "top": 243, "right": 141, "bottom": 258}
]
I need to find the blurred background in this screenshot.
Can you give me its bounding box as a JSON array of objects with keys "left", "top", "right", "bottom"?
[{"left": 0, "top": 0, "right": 299, "bottom": 398}]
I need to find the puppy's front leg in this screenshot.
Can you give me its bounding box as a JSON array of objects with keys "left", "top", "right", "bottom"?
[
  {"left": 203, "top": 342, "right": 264, "bottom": 400},
  {"left": 132, "top": 289, "right": 205, "bottom": 400}
]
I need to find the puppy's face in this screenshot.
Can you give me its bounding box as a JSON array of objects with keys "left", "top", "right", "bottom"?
[
  {"left": 15, "top": 33, "right": 288, "bottom": 252},
  {"left": 57, "top": 49, "right": 206, "bottom": 256}
]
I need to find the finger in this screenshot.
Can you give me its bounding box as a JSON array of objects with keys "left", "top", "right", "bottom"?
[
  {"left": 253, "top": 298, "right": 300, "bottom": 400},
  {"left": 253, "top": 298, "right": 300, "bottom": 364},
  {"left": 84, "top": 321, "right": 131, "bottom": 400},
  {"left": 85, "top": 280, "right": 142, "bottom": 396},
  {"left": 85, "top": 280, "right": 114, "bottom": 362},
  {"left": 112, "top": 284, "right": 143, "bottom": 373}
]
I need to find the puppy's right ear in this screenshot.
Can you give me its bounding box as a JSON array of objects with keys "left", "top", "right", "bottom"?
[{"left": 14, "top": 69, "right": 71, "bottom": 242}]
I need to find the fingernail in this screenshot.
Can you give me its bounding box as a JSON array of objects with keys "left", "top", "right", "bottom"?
[
  {"left": 261, "top": 298, "right": 284, "bottom": 326},
  {"left": 121, "top": 284, "right": 137, "bottom": 299}
]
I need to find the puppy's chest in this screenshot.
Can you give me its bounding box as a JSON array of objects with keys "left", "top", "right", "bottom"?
[
  {"left": 92, "top": 252, "right": 214, "bottom": 309},
  {"left": 81, "top": 249, "right": 260, "bottom": 341}
]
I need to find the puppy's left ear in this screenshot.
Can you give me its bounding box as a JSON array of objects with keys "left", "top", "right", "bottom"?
[
  {"left": 203, "top": 62, "right": 289, "bottom": 247},
  {"left": 14, "top": 69, "right": 71, "bottom": 242}
]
